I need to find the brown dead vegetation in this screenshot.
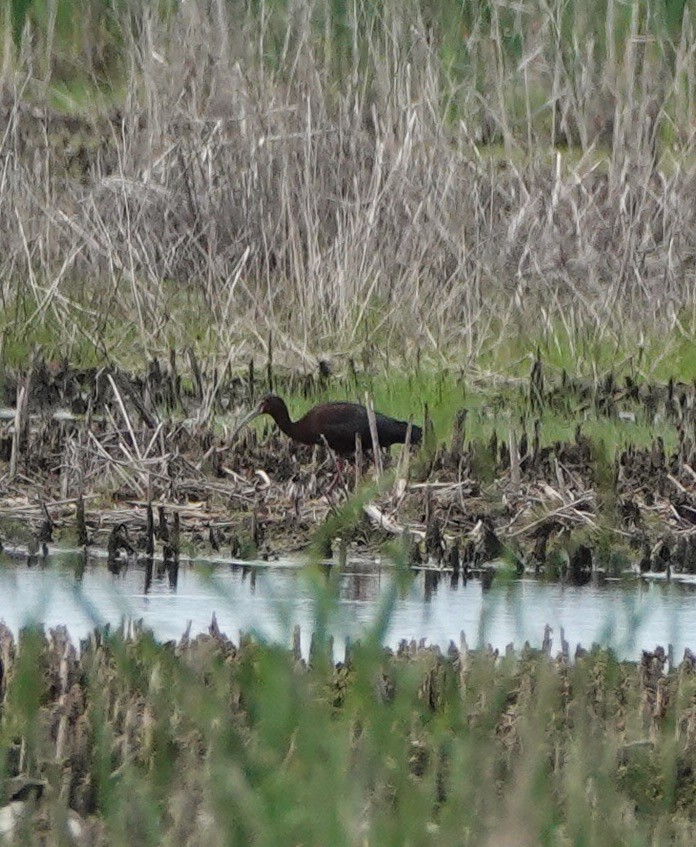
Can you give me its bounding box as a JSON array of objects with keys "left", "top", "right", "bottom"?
[{"left": 0, "top": 358, "right": 693, "bottom": 583}]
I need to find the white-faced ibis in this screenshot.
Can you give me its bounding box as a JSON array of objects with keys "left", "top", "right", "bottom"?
[{"left": 232, "top": 394, "right": 422, "bottom": 455}]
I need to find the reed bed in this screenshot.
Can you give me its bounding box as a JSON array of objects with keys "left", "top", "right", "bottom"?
[
  {"left": 0, "top": 357, "right": 693, "bottom": 581},
  {"left": 0, "top": 618, "right": 696, "bottom": 845},
  {"left": 0, "top": 0, "right": 694, "bottom": 372}
]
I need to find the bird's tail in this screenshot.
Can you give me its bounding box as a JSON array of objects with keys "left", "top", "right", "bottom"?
[{"left": 374, "top": 414, "right": 423, "bottom": 447}]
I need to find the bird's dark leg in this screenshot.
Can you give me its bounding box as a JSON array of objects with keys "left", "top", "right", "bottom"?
[
  {"left": 321, "top": 437, "right": 349, "bottom": 496},
  {"left": 326, "top": 469, "right": 339, "bottom": 496},
  {"left": 326, "top": 456, "right": 348, "bottom": 496}
]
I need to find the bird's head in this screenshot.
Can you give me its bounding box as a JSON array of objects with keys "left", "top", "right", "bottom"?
[
  {"left": 256, "top": 394, "right": 283, "bottom": 416},
  {"left": 230, "top": 394, "right": 285, "bottom": 442}
]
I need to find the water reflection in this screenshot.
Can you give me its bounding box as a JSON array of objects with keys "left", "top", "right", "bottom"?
[
  {"left": 340, "top": 565, "right": 379, "bottom": 602},
  {"left": 0, "top": 550, "right": 695, "bottom": 659}
]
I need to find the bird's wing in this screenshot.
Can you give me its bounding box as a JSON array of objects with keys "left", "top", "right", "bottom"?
[{"left": 307, "top": 405, "right": 370, "bottom": 451}]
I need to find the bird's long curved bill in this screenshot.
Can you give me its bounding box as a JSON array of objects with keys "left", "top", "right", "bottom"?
[{"left": 230, "top": 408, "right": 262, "bottom": 442}]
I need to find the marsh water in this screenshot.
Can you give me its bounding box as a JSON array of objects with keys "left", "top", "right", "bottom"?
[{"left": 1, "top": 549, "right": 695, "bottom": 659}]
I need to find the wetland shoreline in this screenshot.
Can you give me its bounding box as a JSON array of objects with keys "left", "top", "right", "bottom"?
[{"left": 0, "top": 357, "right": 693, "bottom": 586}]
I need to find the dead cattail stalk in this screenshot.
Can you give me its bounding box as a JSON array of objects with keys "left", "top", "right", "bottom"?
[
  {"left": 354, "top": 433, "right": 363, "bottom": 492},
  {"left": 9, "top": 369, "right": 32, "bottom": 481},
  {"left": 365, "top": 393, "right": 383, "bottom": 480},
  {"left": 76, "top": 496, "right": 88, "bottom": 547},
  {"left": 509, "top": 429, "right": 520, "bottom": 489}
]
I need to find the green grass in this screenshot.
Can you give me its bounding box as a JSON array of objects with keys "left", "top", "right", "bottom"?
[
  {"left": 2, "top": 281, "right": 692, "bottom": 410},
  {"left": 2, "top": 605, "right": 696, "bottom": 846},
  {"left": 1, "top": 290, "right": 682, "bottom": 461},
  {"left": 245, "top": 363, "right": 681, "bottom": 458},
  {"left": 485, "top": 319, "right": 696, "bottom": 385}
]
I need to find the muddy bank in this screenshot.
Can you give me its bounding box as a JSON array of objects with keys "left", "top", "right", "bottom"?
[{"left": 0, "top": 356, "right": 694, "bottom": 582}]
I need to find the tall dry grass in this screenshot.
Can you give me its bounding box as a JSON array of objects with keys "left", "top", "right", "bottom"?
[{"left": 0, "top": 0, "right": 695, "bottom": 371}]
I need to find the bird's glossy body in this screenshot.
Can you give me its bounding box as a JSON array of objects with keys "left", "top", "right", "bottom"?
[
  {"left": 233, "top": 395, "right": 422, "bottom": 456},
  {"left": 277, "top": 401, "right": 421, "bottom": 454}
]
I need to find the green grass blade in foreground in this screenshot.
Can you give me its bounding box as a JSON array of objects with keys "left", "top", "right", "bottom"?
[
  {"left": 10, "top": 0, "right": 32, "bottom": 47},
  {"left": 3, "top": 573, "right": 696, "bottom": 842},
  {"left": 305, "top": 474, "right": 396, "bottom": 654}
]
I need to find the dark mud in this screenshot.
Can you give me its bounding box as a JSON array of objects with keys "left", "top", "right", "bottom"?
[{"left": 0, "top": 356, "right": 694, "bottom": 583}]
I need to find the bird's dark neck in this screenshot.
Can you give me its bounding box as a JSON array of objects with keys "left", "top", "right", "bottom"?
[{"left": 268, "top": 401, "right": 297, "bottom": 439}]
